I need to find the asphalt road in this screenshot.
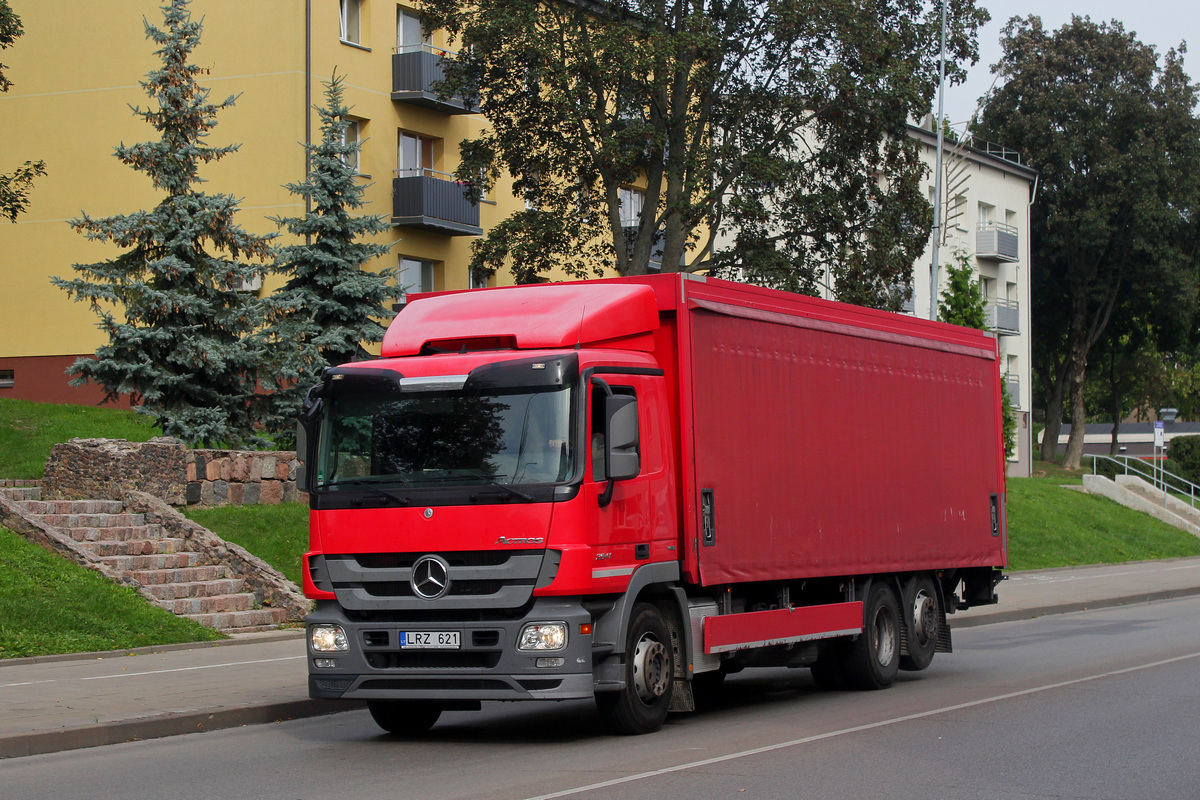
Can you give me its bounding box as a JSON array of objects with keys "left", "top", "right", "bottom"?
[{"left": 2, "top": 596, "right": 1198, "bottom": 800}]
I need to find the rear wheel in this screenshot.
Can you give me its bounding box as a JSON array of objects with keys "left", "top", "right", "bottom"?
[
  {"left": 900, "top": 575, "right": 940, "bottom": 672},
  {"left": 367, "top": 700, "right": 442, "bottom": 736},
  {"left": 597, "top": 602, "right": 674, "bottom": 735},
  {"left": 844, "top": 581, "right": 901, "bottom": 690}
]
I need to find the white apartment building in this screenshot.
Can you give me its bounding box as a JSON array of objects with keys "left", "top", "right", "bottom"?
[{"left": 907, "top": 124, "right": 1038, "bottom": 477}]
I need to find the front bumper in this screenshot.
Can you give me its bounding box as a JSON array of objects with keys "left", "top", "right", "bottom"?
[{"left": 306, "top": 598, "right": 595, "bottom": 702}]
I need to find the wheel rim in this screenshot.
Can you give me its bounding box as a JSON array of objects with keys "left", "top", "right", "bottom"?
[
  {"left": 632, "top": 635, "right": 670, "bottom": 703},
  {"left": 911, "top": 589, "right": 937, "bottom": 647},
  {"left": 872, "top": 606, "right": 897, "bottom": 667}
]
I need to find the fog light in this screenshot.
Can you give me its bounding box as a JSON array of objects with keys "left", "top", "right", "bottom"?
[
  {"left": 536, "top": 657, "right": 565, "bottom": 668},
  {"left": 310, "top": 624, "right": 348, "bottom": 652},
  {"left": 313, "top": 658, "right": 338, "bottom": 669},
  {"left": 518, "top": 622, "right": 568, "bottom": 651}
]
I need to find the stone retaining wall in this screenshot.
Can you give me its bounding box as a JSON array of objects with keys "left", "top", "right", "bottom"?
[{"left": 42, "top": 438, "right": 305, "bottom": 507}]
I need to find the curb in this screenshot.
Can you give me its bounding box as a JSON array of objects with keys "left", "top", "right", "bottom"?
[
  {"left": 0, "top": 628, "right": 304, "bottom": 668},
  {"left": 948, "top": 585, "right": 1200, "bottom": 628},
  {"left": 0, "top": 699, "right": 364, "bottom": 760}
]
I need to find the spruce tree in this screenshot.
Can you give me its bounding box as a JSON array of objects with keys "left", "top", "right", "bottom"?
[
  {"left": 52, "top": 0, "right": 272, "bottom": 447},
  {"left": 261, "top": 72, "right": 394, "bottom": 430}
]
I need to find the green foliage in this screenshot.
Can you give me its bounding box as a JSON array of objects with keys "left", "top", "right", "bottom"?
[
  {"left": 262, "top": 73, "right": 395, "bottom": 433},
  {"left": 0, "top": 398, "right": 159, "bottom": 478},
  {"left": 0, "top": 0, "right": 46, "bottom": 222},
  {"left": 51, "top": 0, "right": 273, "bottom": 448},
  {"left": 184, "top": 503, "right": 308, "bottom": 586},
  {"left": 0, "top": 526, "right": 222, "bottom": 658},
  {"left": 425, "top": 0, "right": 988, "bottom": 306},
  {"left": 1165, "top": 435, "right": 1200, "bottom": 485},
  {"left": 937, "top": 253, "right": 986, "bottom": 329},
  {"left": 1006, "top": 477, "right": 1200, "bottom": 570},
  {"left": 977, "top": 16, "right": 1200, "bottom": 467}
]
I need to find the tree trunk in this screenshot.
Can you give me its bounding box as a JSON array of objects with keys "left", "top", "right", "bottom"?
[
  {"left": 1039, "top": 359, "right": 1070, "bottom": 463},
  {"left": 1063, "top": 300, "right": 1091, "bottom": 470},
  {"left": 1108, "top": 348, "right": 1122, "bottom": 457}
]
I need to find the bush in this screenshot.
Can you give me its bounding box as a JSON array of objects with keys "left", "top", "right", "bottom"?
[{"left": 1167, "top": 435, "right": 1200, "bottom": 484}]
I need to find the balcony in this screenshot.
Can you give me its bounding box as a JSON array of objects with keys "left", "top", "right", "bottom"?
[
  {"left": 391, "top": 44, "right": 476, "bottom": 114},
  {"left": 976, "top": 221, "right": 1019, "bottom": 262},
  {"left": 1005, "top": 374, "right": 1021, "bottom": 408},
  {"left": 986, "top": 298, "right": 1020, "bottom": 336},
  {"left": 392, "top": 171, "right": 482, "bottom": 236}
]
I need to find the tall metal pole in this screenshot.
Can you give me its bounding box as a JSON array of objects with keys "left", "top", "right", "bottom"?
[{"left": 929, "top": 0, "right": 947, "bottom": 321}]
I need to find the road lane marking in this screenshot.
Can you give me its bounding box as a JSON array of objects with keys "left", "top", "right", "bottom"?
[{"left": 521, "top": 650, "right": 1200, "bottom": 800}]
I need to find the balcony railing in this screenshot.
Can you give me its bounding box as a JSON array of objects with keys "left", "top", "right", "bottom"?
[
  {"left": 976, "top": 221, "right": 1019, "bottom": 262},
  {"left": 1005, "top": 373, "right": 1021, "bottom": 408},
  {"left": 391, "top": 44, "right": 477, "bottom": 114},
  {"left": 392, "top": 169, "right": 482, "bottom": 236},
  {"left": 986, "top": 298, "right": 1020, "bottom": 335}
]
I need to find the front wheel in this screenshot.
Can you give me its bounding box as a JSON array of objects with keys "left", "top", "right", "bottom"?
[
  {"left": 367, "top": 700, "right": 442, "bottom": 736},
  {"left": 843, "top": 580, "right": 901, "bottom": 690},
  {"left": 597, "top": 602, "right": 674, "bottom": 735}
]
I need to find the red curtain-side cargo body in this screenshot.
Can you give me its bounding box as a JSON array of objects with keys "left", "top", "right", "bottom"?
[{"left": 658, "top": 276, "right": 1008, "bottom": 586}]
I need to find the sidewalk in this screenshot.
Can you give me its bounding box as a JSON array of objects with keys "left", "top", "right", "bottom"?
[{"left": 3, "top": 556, "right": 1200, "bottom": 759}]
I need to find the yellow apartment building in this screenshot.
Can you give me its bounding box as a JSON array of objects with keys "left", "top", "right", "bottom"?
[{"left": 0, "top": 0, "right": 526, "bottom": 404}]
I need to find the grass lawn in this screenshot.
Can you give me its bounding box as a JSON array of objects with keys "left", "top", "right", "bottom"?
[
  {"left": 0, "top": 526, "right": 222, "bottom": 659},
  {"left": 1006, "top": 465, "right": 1200, "bottom": 570},
  {"left": 0, "top": 397, "right": 158, "bottom": 479},
  {"left": 184, "top": 503, "right": 309, "bottom": 586}
]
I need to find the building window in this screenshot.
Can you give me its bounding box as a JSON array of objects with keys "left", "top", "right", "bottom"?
[
  {"left": 469, "top": 269, "right": 489, "bottom": 290},
  {"left": 0, "top": 370, "right": 13, "bottom": 389},
  {"left": 618, "top": 187, "right": 644, "bottom": 228},
  {"left": 397, "top": 131, "right": 435, "bottom": 178},
  {"left": 396, "top": 8, "right": 429, "bottom": 53},
  {"left": 341, "top": 119, "right": 362, "bottom": 173},
  {"left": 340, "top": 0, "right": 362, "bottom": 45},
  {"left": 397, "top": 257, "right": 435, "bottom": 304}
]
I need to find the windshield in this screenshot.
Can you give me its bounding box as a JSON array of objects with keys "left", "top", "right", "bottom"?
[{"left": 315, "top": 380, "right": 576, "bottom": 491}]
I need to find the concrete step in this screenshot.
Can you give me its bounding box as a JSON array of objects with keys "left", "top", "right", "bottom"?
[
  {"left": 65, "top": 524, "right": 166, "bottom": 543},
  {"left": 79, "top": 537, "right": 185, "bottom": 558},
  {"left": 18, "top": 499, "right": 125, "bottom": 515},
  {"left": 144, "top": 578, "right": 245, "bottom": 600},
  {"left": 185, "top": 607, "right": 288, "bottom": 631},
  {"left": 98, "top": 552, "right": 204, "bottom": 571},
  {"left": 128, "top": 565, "right": 230, "bottom": 585},
  {"left": 38, "top": 512, "right": 146, "bottom": 529},
  {"left": 168, "top": 593, "right": 256, "bottom": 615}
]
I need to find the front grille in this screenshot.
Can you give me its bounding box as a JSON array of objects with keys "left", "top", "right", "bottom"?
[
  {"left": 314, "top": 677, "right": 355, "bottom": 692},
  {"left": 358, "top": 678, "right": 512, "bottom": 691},
  {"left": 323, "top": 550, "right": 546, "bottom": 611}
]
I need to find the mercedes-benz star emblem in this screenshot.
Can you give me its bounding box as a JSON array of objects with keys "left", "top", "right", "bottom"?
[{"left": 411, "top": 555, "right": 450, "bottom": 600}]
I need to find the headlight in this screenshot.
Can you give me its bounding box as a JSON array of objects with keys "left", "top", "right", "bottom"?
[
  {"left": 518, "top": 622, "right": 568, "bottom": 651},
  {"left": 310, "top": 624, "right": 348, "bottom": 652}
]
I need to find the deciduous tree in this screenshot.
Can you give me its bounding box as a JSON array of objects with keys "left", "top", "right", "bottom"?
[
  {"left": 977, "top": 16, "right": 1200, "bottom": 468},
  {"left": 425, "top": 0, "right": 987, "bottom": 306},
  {"left": 0, "top": 0, "right": 46, "bottom": 222}
]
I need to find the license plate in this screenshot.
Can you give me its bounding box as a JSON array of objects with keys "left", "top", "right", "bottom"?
[{"left": 398, "top": 630, "right": 461, "bottom": 649}]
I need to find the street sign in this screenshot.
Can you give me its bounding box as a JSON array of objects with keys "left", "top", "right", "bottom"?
[{"left": 1154, "top": 420, "right": 1165, "bottom": 448}]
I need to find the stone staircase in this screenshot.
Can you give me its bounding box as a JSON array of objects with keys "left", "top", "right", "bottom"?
[{"left": 0, "top": 482, "right": 304, "bottom": 632}]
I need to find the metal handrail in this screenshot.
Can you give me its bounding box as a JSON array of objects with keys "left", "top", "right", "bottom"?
[
  {"left": 1085, "top": 454, "right": 1200, "bottom": 509},
  {"left": 977, "top": 220, "right": 1018, "bottom": 235}
]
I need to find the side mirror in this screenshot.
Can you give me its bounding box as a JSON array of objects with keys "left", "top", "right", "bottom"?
[
  {"left": 604, "top": 394, "right": 640, "bottom": 482},
  {"left": 296, "top": 384, "right": 323, "bottom": 494}
]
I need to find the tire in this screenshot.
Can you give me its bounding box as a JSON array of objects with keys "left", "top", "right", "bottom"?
[
  {"left": 843, "top": 581, "right": 901, "bottom": 691},
  {"left": 597, "top": 602, "right": 674, "bottom": 735},
  {"left": 367, "top": 700, "right": 443, "bottom": 736},
  {"left": 900, "top": 575, "right": 940, "bottom": 672}
]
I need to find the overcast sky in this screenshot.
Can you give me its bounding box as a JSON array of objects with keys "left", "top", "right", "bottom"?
[{"left": 942, "top": 1, "right": 1198, "bottom": 135}]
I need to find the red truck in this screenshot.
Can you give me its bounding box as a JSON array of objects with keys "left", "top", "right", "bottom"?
[{"left": 298, "top": 273, "right": 1006, "bottom": 735}]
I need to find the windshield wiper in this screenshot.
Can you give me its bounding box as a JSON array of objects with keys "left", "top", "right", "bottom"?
[
  {"left": 459, "top": 472, "right": 535, "bottom": 503},
  {"left": 320, "top": 478, "right": 412, "bottom": 506}
]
